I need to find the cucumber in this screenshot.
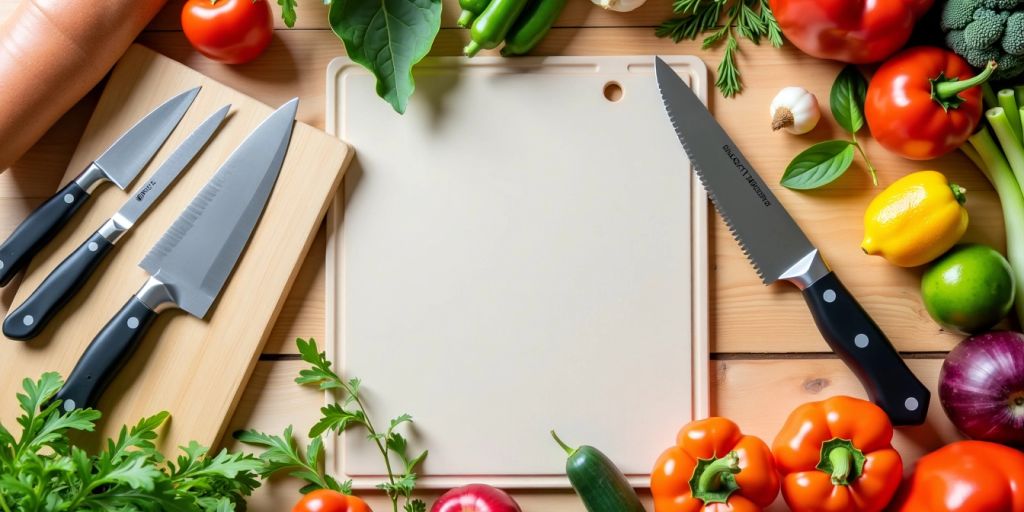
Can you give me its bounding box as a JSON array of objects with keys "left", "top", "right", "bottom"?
[
  {"left": 552, "top": 431, "right": 646, "bottom": 512},
  {"left": 458, "top": 0, "right": 492, "bottom": 28},
  {"left": 501, "top": 0, "right": 568, "bottom": 56},
  {"left": 464, "top": 0, "right": 531, "bottom": 57}
]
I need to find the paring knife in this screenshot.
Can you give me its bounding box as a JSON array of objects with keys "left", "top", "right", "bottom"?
[
  {"left": 54, "top": 98, "right": 298, "bottom": 412},
  {"left": 0, "top": 87, "right": 202, "bottom": 287},
  {"left": 654, "top": 57, "right": 930, "bottom": 426},
  {"left": 3, "top": 105, "right": 232, "bottom": 341}
]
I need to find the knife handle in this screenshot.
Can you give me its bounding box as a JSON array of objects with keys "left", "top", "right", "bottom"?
[
  {"left": 0, "top": 181, "right": 90, "bottom": 286},
  {"left": 802, "top": 272, "right": 930, "bottom": 426},
  {"left": 4, "top": 231, "right": 114, "bottom": 340},
  {"left": 53, "top": 296, "right": 157, "bottom": 411}
]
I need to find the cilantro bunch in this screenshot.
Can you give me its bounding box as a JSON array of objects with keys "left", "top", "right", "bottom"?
[
  {"left": 0, "top": 373, "right": 263, "bottom": 511},
  {"left": 238, "top": 338, "right": 428, "bottom": 512}
]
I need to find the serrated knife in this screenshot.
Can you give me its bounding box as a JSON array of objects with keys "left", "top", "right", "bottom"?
[
  {"left": 54, "top": 98, "right": 298, "bottom": 411},
  {"left": 3, "top": 105, "right": 231, "bottom": 341},
  {"left": 0, "top": 87, "right": 202, "bottom": 287},
  {"left": 654, "top": 57, "right": 929, "bottom": 426}
]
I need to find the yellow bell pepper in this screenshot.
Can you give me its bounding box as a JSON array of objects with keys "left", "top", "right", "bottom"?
[{"left": 862, "top": 170, "right": 968, "bottom": 267}]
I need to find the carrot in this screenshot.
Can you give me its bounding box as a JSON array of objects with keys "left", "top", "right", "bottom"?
[{"left": 0, "top": 0, "right": 169, "bottom": 170}]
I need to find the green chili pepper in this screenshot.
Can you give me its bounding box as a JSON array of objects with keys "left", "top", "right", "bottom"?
[
  {"left": 501, "top": 0, "right": 568, "bottom": 56},
  {"left": 464, "top": 0, "right": 531, "bottom": 57},
  {"left": 458, "top": 0, "right": 492, "bottom": 28}
]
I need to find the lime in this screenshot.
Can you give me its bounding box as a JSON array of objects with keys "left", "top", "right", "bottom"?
[{"left": 922, "top": 244, "right": 1015, "bottom": 334}]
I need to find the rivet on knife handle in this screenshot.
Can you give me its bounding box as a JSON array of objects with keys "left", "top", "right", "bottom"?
[
  {"left": 801, "top": 271, "right": 931, "bottom": 426},
  {"left": 0, "top": 178, "right": 91, "bottom": 286}
]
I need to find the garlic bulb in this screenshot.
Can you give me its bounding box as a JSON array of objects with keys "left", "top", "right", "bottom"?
[
  {"left": 769, "top": 87, "right": 820, "bottom": 135},
  {"left": 594, "top": 0, "right": 646, "bottom": 12}
]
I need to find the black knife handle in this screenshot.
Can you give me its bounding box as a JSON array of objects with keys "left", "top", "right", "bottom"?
[
  {"left": 803, "top": 272, "right": 930, "bottom": 426},
  {"left": 0, "top": 181, "right": 90, "bottom": 286},
  {"left": 4, "top": 231, "right": 114, "bottom": 340},
  {"left": 53, "top": 296, "right": 157, "bottom": 411}
]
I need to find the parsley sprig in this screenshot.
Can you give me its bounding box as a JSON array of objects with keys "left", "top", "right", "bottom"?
[
  {"left": 657, "top": 0, "right": 783, "bottom": 97},
  {"left": 0, "top": 373, "right": 263, "bottom": 511},
  {"left": 238, "top": 338, "right": 427, "bottom": 512}
]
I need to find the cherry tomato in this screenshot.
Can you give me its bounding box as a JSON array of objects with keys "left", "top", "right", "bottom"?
[
  {"left": 292, "top": 489, "right": 373, "bottom": 512},
  {"left": 181, "top": 0, "right": 273, "bottom": 65}
]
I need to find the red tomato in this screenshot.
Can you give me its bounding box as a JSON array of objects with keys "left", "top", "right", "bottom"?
[
  {"left": 292, "top": 490, "right": 373, "bottom": 512},
  {"left": 181, "top": 0, "right": 273, "bottom": 64}
]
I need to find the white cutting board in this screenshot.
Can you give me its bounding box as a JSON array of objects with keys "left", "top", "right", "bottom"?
[{"left": 326, "top": 55, "right": 708, "bottom": 489}]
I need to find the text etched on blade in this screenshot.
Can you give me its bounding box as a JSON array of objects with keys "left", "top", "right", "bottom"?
[
  {"left": 135, "top": 180, "right": 156, "bottom": 202},
  {"left": 722, "top": 145, "right": 771, "bottom": 207}
]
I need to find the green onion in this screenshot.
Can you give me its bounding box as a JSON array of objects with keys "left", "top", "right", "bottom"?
[
  {"left": 968, "top": 127, "right": 1024, "bottom": 323},
  {"left": 999, "top": 90, "right": 1024, "bottom": 143}
]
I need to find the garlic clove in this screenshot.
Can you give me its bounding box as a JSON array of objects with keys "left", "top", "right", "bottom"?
[
  {"left": 769, "top": 86, "right": 821, "bottom": 135},
  {"left": 595, "top": 0, "right": 647, "bottom": 12}
]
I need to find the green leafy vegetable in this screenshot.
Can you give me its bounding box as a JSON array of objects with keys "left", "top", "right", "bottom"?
[
  {"left": 830, "top": 66, "right": 867, "bottom": 134},
  {"left": 780, "top": 140, "right": 856, "bottom": 189},
  {"left": 278, "top": 0, "right": 298, "bottom": 28},
  {"left": 0, "top": 373, "right": 263, "bottom": 511},
  {"left": 657, "top": 0, "right": 783, "bottom": 97},
  {"left": 329, "top": 0, "right": 443, "bottom": 114},
  {"left": 239, "top": 339, "right": 428, "bottom": 512},
  {"left": 781, "top": 65, "right": 878, "bottom": 189}
]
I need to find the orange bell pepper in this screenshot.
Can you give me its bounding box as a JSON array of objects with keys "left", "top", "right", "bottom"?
[
  {"left": 771, "top": 396, "right": 902, "bottom": 512},
  {"left": 651, "top": 417, "right": 779, "bottom": 512},
  {"left": 770, "top": 395, "right": 901, "bottom": 512},
  {"left": 891, "top": 440, "right": 1024, "bottom": 511}
]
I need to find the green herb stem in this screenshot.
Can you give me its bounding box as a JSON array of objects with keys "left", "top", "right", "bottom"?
[
  {"left": 851, "top": 132, "right": 878, "bottom": 186},
  {"left": 969, "top": 127, "right": 1024, "bottom": 324},
  {"left": 998, "top": 90, "right": 1023, "bottom": 143}
]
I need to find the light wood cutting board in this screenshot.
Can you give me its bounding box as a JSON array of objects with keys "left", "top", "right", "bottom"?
[{"left": 0, "top": 44, "right": 351, "bottom": 452}]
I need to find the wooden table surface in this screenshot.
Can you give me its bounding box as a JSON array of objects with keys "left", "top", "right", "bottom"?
[{"left": 0, "top": 1, "right": 992, "bottom": 510}]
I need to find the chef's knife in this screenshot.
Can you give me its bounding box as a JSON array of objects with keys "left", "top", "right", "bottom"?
[
  {"left": 0, "top": 87, "right": 202, "bottom": 287},
  {"left": 54, "top": 98, "right": 298, "bottom": 412},
  {"left": 654, "top": 57, "right": 929, "bottom": 426},
  {"left": 3, "top": 105, "right": 231, "bottom": 341}
]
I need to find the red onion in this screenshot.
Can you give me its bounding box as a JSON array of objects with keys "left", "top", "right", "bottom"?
[
  {"left": 940, "top": 331, "right": 1024, "bottom": 447},
  {"left": 430, "top": 484, "right": 521, "bottom": 512}
]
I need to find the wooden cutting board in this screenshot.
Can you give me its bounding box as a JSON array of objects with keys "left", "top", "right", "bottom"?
[{"left": 0, "top": 44, "right": 351, "bottom": 452}]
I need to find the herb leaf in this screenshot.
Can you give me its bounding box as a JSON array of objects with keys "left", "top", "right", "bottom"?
[
  {"left": 278, "top": 0, "right": 298, "bottom": 28},
  {"left": 780, "top": 140, "right": 857, "bottom": 190},
  {"left": 830, "top": 66, "right": 868, "bottom": 134},
  {"left": 328, "top": 0, "right": 442, "bottom": 114}
]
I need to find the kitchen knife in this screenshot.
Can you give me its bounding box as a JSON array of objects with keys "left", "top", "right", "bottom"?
[
  {"left": 0, "top": 87, "right": 202, "bottom": 287},
  {"left": 3, "top": 105, "right": 232, "bottom": 341},
  {"left": 654, "top": 57, "right": 930, "bottom": 426},
  {"left": 54, "top": 98, "right": 298, "bottom": 412}
]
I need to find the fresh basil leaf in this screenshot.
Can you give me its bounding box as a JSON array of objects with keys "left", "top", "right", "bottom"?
[
  {"left": 830, "top": 66, "right": 868, "bottom": 134},
  {"left": 328, "top": 0, "right": 442, "bottom": 114},
  {"left": 278, "top": 0, "right": 298, "bottom": 28},
  {"left": 780, "top": 140, "right": 856, "bottom": 190}
]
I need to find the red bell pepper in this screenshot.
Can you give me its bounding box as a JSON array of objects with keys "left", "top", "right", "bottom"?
[
  {"left": 767, "top": 0, "right": 932, "bottom": 63},
  {"left": 865, "top": 46, "right": 997, "bottom": 160},
  {"left": 891, "top": 440, "right": 1024, "bottom": 511}
]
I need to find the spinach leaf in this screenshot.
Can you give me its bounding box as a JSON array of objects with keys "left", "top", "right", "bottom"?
[{"left": 329, "top": 0, "right": 442, "bottom": 114}]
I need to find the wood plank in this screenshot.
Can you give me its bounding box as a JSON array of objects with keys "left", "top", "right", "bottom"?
[
  {"left": 147, "top": 0, "right": 675, "bottom": 31},
  {"left": 230, "top": 358, "right": 956, "bottom": 511}
]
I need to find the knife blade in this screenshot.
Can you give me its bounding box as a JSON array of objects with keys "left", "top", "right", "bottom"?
[
  {"left": 654, "top": 57, "right": 930, "bottom": 426},
  {"left": 54, "top": 98, "right": 298, "bottom": 411},
  {"left": 3, "top": 105, "right": 231, "bottom": 341},
  {"left": 0, "top": 87, "right": 202, "bottom": 287}
]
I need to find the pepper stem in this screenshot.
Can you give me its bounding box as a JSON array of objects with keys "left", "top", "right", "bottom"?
[
  {"left": 550, "top": 430, "right": 577, "bottom": 457},
  {"left": 931, "top": 61, "right": 998, "bottom": 111},
  {"left": 950, "top": 183, "right": 967, "bottom": 205},
  {"left": 688, "top": 451, "right": 742, "bottom": 504},
  {"left": 816, "top": 438, "right": 866, "bottom": 487}
]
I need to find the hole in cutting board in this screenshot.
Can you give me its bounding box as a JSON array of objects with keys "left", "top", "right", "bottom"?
[{"left": 603, "top": 81, "right": 623, "bottom": 102}]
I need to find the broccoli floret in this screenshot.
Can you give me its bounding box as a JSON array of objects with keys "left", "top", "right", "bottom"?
[{"left": 942, "top": 0, "right": 1024, "bottom": 79}]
